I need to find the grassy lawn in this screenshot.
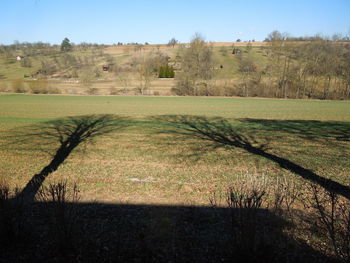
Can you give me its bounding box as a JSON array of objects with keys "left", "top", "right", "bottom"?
[{"left": 0, "top": 94, "right": 349, "bottom": 204}]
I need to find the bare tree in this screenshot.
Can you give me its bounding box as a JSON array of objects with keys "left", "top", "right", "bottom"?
[
  {"left": 174, "top": 33, "right": 214, "bottom": 95},
  {"left": 237, "top": 54, "right": 257, "bottom": 97},
  {"left": 117, "top": 73, "right": 131, "bottom": 94},
  {"left": 167, "top": 38, "right": 178, "bottom": 48},
  {"left": 80, "top": 68, "right": 96, "bottom": 94},
  {"left": 136, "top": 56, "right": 155, "bottom": 95}
]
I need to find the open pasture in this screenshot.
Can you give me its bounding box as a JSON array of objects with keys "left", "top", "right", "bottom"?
[{"left": 0, "top": 94, "right": 349, "bottom": 204}]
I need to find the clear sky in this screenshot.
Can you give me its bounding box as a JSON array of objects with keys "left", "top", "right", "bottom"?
[{"left": 1, "top": 0, "right": 349, "bottom": 45}]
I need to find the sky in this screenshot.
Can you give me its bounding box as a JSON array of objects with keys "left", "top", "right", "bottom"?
[{"left": 1, "top": 0, "right": 349, "bottom": 45}]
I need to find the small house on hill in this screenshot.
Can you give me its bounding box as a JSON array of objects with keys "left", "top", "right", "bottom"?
[
  {"left": 102, "top": 64, "right": 116, "bottom": 72},
  {"left": 232, "top": 48, "right": 241, "bottom": 55}
]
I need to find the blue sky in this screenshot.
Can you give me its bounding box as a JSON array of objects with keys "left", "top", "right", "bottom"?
[{"left": 1, "top": 0, "right": 349, "bottom": 44}]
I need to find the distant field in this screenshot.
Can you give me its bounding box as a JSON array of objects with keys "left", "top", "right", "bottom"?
[
  {"left": 0, "top": 94, "right": 349, "bottom": 204},
  {"left": 1, "top": 94, "right": 349, "bottom": 120},
  {"left": 104, "top": 42, "right": 266, "bottom": 55}
]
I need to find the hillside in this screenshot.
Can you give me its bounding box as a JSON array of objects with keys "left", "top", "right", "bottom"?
[
  {"left": 0, "top": 40, "right": 349, "bottom": 100},
  {"left": 0, "top": 42, "right": 268, "bottom": 96}
]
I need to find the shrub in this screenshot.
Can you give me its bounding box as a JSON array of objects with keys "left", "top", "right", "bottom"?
[
  {"left": 37, "top": 181, "right": 81, "bottom": 258},
  {"left": 11, "top": 79, "right": 28, "bottom": 93},
  {"left": 159, "top": 65, "right": 175, "bottom": 78},
  {"left": 221, "top": 177, "right": 285, "bottom": 262},
  {"left": 94, "top": 67, "right": 102, "bottom": 78},
  {"left": 87, "top": 87, "right": 98, "bottom": 95},
  {"left": 304, "top": 184, "right": 350, "bottom": 261},
  {"left": 0, "top": 82, "right": 10, "bottom": 92},
  {"left": 71, "top": 69, "right": 79, "bottom": 78},
  {"left": 109, "top": 87, "right": 119, "bottom": 95},
  {"left": 226, "top": 182, "right": 268, "bottom": 257},
  {"left": 48, "top": 86, "right": 61, "bottom": 94},
  {"left": 20, "top": 57, "right": 32, "bottom": 68},
  {"left": 0, "top": 181, "right": 26, "bottom": 248},
  {"left": 28, "top": 80, "right": 49, "bottom": 94},
  {"left": 172, "top": 75, "right": 194, "bottom": 95},
  {"left": 40, "top": 60, "right": 58, "bottom": 75}
]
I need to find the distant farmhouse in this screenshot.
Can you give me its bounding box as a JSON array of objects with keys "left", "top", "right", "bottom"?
[{"left": 232, "top": 48, "right": 241, "bottom": 55}]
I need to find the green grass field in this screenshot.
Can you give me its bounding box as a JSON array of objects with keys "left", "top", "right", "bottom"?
[{"left": 1, "top": 94, "right": 349, "bottom": 204}]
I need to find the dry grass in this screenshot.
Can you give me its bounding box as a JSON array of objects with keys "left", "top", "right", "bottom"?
[{"left": 0, "top": 95, "right": 349, "bottom": 207}]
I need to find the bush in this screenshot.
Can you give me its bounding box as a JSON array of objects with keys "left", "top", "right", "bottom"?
[
  {"left": 20, "top": 57, "right": 32, "bottom": 68},
  {"left": 37, "top": 181, "right": 81, "bottom": 258},
  {"left": 94, "top": 67, "right": 102, "bottom": 78},
  {"left": 71, "top": 69, "right": 79, "bottom": 78},
  {"left": 209, "top": 176, "right": 289, "bottom": 262},
  {"left": 0, "top": 82, "right": 10, "bottom": 92},
  {"left": 12, "top": 79, "right": 28, "bottom": 93},
  {"left": 159, "top": 65, "right": 175, "bottom": 78},
  {"left": 109, "top": 87, "right": 119, "bottom": 95},
  {"left": 0, "top": 181, "right": 26, "bottom": 249},
  {"left": 28, "top": 80, "right": 49, "bottom": 94},
  {"left": 40, "top": 60, "right": 58, "bottom": 75},
  {"left": 304, "top": 184, "right": 350, "bottom": 261},
  {"left": 47, "top": 87, "right": 61, "bottom": 94},
  {"left": 172, "top": 75, "right": 194, "bottom": 95},
  {"left": 226, "top": 182, "right": 271, "bottom": 260},
  {"left": 87, "top": 87, "right": 98, "bottom": 95}
]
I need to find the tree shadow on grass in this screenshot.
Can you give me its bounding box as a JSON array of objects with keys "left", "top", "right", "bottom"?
[
  {"left": 2, "top": 114, "right": 128, "bottom": 202},
  {"left": 149, "top": 115, "right": 350, "bottom": 200},
  {"left": 0, "top": 115, "right": 347, "bottom": 262},
  {"left": 239, "top": 118, "right": 350, "bottom": 143}
]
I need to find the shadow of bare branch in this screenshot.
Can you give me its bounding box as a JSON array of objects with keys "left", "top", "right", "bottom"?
[
  {"left": 3, "top": 114, "right": 128, "bottom": 202},
  {"left": 150, "top": 115, "right": 350, "bottom": 200},
  {"left": 239, "top": 118, "right": 350, "bottom": 143}
]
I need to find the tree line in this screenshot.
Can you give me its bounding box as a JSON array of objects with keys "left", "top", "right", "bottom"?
[
  {"left": 172, "top": 32, "right": 350, "bottom": 100},
  {"left": 1, "top": 33, "right": 349, "bottom": 100}
]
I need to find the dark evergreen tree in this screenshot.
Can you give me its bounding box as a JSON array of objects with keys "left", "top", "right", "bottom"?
[
  {"left": 61, "top": 38, "right": 72, "bottom": 52},
  {"left": 159, "top": 65, "right": 175, "bottom": 78},
  {"left": 169, "top": 66, "right": 175, "bottom": 78},
  {"left": 159, "top": 66, "right": 165, "bottom": 78}
]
